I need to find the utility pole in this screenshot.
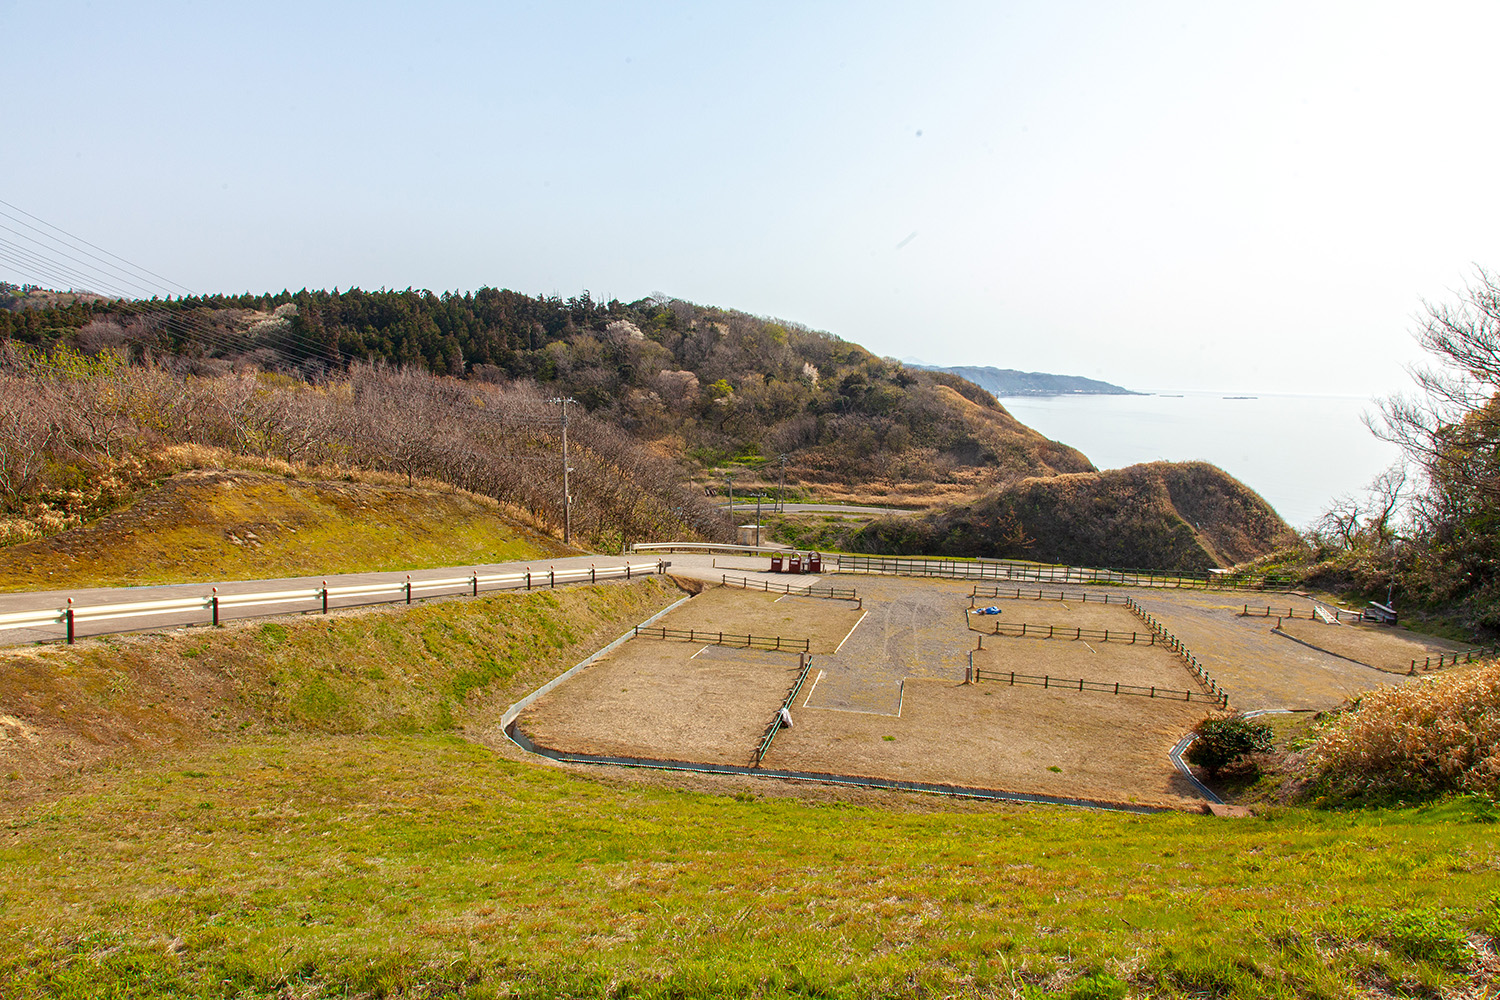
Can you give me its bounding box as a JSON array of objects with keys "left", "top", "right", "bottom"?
[
  {"left": 778, "top": 454, "right": 788, "bottom": 512},
  {"left": 549, "top": 397, "right": 577, "bottom": 545},
  {"left": 723, "top": 471, "right": 736, "bottom": 537}
]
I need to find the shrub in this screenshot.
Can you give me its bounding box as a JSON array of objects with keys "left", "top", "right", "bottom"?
[
  {"left": 1185, "top": 716, "right": 1274, "bottom": 778},
  {"left": 1307, "top": 661, "right": 1500, "bottom": 799}
]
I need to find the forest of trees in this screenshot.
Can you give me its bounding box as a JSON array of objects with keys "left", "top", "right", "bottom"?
[{"left": 0, "top": 286, "right": 1090, "bottom": 489}]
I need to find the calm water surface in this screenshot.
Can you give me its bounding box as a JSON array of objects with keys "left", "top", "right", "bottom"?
[{"left": 998, "top": 391, "right": 1402, "bottom": 530}]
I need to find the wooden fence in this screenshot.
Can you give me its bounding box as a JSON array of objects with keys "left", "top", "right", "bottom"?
[
  {"left": 971, "top": 586, "right": 1119, "bottom": 605},
  {"left": 631, "top": 625, "right": 811, "bottom": 653},
  {"left": 1240, "top": 603, "right": 1365, "bottom": 623},
  {"left": 1122, "top": 597, "right": 1229, "bottom": 708},
  {"left": 967, "top": 664, "right": 1219, "bottom": 704},
  {"left": 756, "top": 654, "right": 815, "bottom": 764},
  {"left": 837, "top": 554, "right": 1298, "bottom": 591},
  {"left": 969, "top": 617, "right": 1157, "bottom": 645},
  {"left": 720, "top": 575, "right": 861, "bottom": 606}
]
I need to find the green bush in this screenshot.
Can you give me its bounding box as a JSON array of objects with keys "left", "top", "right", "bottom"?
[{"left": 1185, "top": 716, "right": 1274, "bottom": 778}]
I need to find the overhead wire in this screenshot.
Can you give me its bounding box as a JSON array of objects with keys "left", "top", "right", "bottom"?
[{"left": 0, "top": 199, "right": 565, "bottom": 425}]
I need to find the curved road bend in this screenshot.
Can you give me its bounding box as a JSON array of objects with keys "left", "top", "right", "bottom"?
[{"left": 0, "top": 552, "right": 816, "bottom": 647}]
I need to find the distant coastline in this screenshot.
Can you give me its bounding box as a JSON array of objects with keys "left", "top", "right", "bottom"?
[{"left": 906, "top": 362, "right": 1140, "bottom": 397}]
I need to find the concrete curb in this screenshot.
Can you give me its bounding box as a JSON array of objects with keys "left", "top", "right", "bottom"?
[{"left": 500, "top": 594, "right": 693, "bottom": 728}]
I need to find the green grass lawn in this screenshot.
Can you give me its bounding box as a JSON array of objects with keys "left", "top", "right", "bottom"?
[{"left": 3, "top": 733, "right": 1495, "bottom": 999}]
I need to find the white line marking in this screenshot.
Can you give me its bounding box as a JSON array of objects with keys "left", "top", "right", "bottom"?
[
  {"left": 896, "top": 679, "right": 905, "bottom": 717},
  {"left": 1081, "top": 641, "right": 1096, "bottom": 654},
  {"left": 834, "top": 610, "right": 869, "bottom": 654},
  {"left": 688, "top": 645, "right": 712, "bottom": 660},
  {"left": 802, "top": 669, "right": 825, "bottom": 707}
]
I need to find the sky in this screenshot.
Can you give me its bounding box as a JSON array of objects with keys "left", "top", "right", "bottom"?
[{"left": 5, "top": 0, "right": 1500, "bottom": 396}]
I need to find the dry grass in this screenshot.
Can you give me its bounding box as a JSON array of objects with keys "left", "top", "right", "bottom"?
[
  {"left": 1308, "top": 659, "right": 1500, "bottom": 799},
  {"left": 1277, "top": 619, "right": 1470, "bottom": 673},
  {"left": 0, "top": 466, "right": 568, "bottom": 591}
]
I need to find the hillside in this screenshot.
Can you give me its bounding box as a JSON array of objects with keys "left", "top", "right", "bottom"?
[
  {"left": 0, "top": 466, "right": 569, "bottom": 591},
  {"left": 1, "top": 289, "right": 1095, "bottom": 503},
  {"left": 2, "top": 597, "right": 1494, "bottom": 997},
  {"left": 856, "top": 461, "right": 1297, "bottom": 571},
  {"left": 912, "top": 363, "right": 1138, "bottom": 396}
]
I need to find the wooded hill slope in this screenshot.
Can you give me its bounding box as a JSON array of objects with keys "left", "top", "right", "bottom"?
[
  {"left": 856, "top": 461, "right": 1296, "bottom": 571},
  {"left": 1, "top": 288, "right": 1093, "bottom": 498}
]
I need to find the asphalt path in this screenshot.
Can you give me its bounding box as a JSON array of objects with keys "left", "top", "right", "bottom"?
[
  {"left": 0, "top": 553, "right": 748, "bottom": 647},
  {"left": 724, "top": 503, "right": 917, "bottom": 517}
]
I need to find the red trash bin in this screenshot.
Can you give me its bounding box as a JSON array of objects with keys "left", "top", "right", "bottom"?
[
  {"left": 789, "top": 556, "right": 803, "bottom": 574},
  {"left": 770, "top": 555, "right": 784, "bottom": 573},
  {"left": 808, "top": 553, "right": 822, "bottom": 573}
]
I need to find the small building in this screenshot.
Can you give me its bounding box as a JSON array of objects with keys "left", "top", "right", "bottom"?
[{"left": 736, "top": 524, "right": 765, "bottom": 546}]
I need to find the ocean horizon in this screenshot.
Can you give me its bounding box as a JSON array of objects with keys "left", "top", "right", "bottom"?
[{"left": 996, "top": 389, "right": 1403, "bottom": 531}]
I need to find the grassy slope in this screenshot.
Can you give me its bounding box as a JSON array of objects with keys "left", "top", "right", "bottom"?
[
  {"left": 0, "top": 468, "right": 570, "bottom": 591},
  {"left": 0, "top": 577, "right": 1496, "bottom": 997},
  {"left": 1, "top": 735, "right": 1495, "bottom": 999},
  {"left": 0, "top": 577, "right": 681, "bottom": 798}
]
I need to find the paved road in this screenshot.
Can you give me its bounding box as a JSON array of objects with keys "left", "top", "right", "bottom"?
[
  {"left": 723, "top": 503, "right": 918, "bottom": 517},
  {"left": 0, "top": 553, "right": 740, "bottom": 647}
]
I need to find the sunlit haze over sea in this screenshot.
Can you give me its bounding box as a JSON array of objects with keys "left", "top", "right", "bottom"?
[{"left": 997, "top": 391, "right": 1402, "bottom": 531}]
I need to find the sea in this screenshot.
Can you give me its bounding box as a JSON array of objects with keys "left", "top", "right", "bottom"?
[{"left": 996, "top": 390, "right": 1403, "bottom": 531}]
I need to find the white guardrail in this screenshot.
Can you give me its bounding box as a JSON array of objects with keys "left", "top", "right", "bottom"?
[{"left": 0, "top": 561, "right": 668, "bottom": 644}]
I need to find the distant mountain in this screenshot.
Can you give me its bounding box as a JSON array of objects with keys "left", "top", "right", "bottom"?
[{"left": 907, "top": 363, "right": 1138, "bottom": 397}]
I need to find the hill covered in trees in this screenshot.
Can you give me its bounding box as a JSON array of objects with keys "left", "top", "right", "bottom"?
[{"left": 0, "top": 287, "right": 1094, "bottom": 500}]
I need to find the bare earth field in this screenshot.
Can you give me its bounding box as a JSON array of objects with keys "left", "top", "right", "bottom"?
[
  {"left": 517, "top": 573, "right": 1474, "bottom": 810},
  {"left": 523, "top": 576, "right": 1215, "bottom": 809},
  {"left": 1276, "top": 618, "right": 1470, "bottom": 673},
  {"left": 1128, "top": 590, "right": 1420, "bottom": 711},
  {"left": 970, "top": 636, "right": 1205, "bottom": 692},
  {"left": 641, "top": 585, "right": 864, "bottom": 653},
  {"left": 518, "top": 640, "right": 801, "bottom": 766},
  {"left": 766, "top": 677, "right": 1205, "bottom": 809}
]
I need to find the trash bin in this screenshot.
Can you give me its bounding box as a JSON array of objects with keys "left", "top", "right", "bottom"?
[
  {"left": 808, "top": 553, "right": 822, "bottom": 573},
  {"left": 770, "top": 555, "right": 784, "bottom": 573},
  {"left": 789, "top": 556, "right": 803, "bottom": 574}
]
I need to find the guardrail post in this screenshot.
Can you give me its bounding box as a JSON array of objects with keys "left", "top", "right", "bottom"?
[
  {"left": 405, "top": 575, "right": 412, "bottom": 604},
  {"left": 66, "top": 599, "right": 75, "bottom": 644},
  {"left": 211, "top": 588, "right": 219, "bottom": 627},
  {"left": 472, "top": 573, "right": 479, "bottom": 597},
  {"left": 592, "top": 564, "right": 597, "bottom": 584},
  {"left": 549, "top": 567, "right": 555, "bottom": 588},
  {"left": 321, "top": 580, "right": 329, "bottom": 614},
  {"left": 627, "top": 563, "right": 632, "bottom": 579},
  {"left": 526, "top": 569, "right": 531, "bottom": 590}
]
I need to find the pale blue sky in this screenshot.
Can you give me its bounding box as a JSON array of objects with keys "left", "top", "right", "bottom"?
[{"left": 5, "top": 1, "right": 1500, "bottom": 396}]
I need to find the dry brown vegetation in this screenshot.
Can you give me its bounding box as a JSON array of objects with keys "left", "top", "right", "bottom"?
[
  {"left": 1307, "top": 660, "right": 1500, "bottom": 799},
  {"left": 0, "top": 345, "right": 727, "bottom": 551},
  {"left": 0, "top": 464, "right": 567, "bottom": 590},
  {"left": 858, "top": 461, "right": 1297, "bottom": 572}
]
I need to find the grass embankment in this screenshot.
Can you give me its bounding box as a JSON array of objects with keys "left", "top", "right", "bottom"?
[
  {"left": 0, "top": 577, "right": 681, "bottom": 800},
  {"left": 0, "top": 467, "right": 570, "bottom": 591},
  {"left": 2, "top": 734, "right": 1496, "bottom": 999},
  {"left": 4, "top": 581, "right": 1498, "bottom": 997}
]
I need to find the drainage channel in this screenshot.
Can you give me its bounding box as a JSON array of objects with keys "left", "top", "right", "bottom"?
[{"left": 505, "top": 724, "right": 1167, "bottom": 815}]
